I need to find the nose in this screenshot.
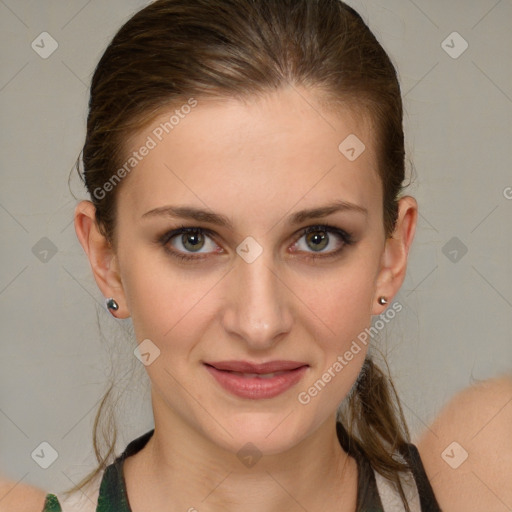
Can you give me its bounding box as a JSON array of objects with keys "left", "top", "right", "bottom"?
[{"left": 221, "top": 252, "right": 293, "bottom": 351}]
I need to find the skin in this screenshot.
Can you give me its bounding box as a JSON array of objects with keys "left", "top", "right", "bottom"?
[
  {"left": 2, "top": 88, "right": 508, "bottom": 511},
  {"left": 3, "top": 378, "right": 510, "bottom": 512},
  {"left": 72, "top": 85, "right": 417, "bottom": 511},
  {"left": 0, "top": 476, "right": 47, "bottom": 512},
  {"left": 416, "top": 375, "right": 512, "bottom": 512}
]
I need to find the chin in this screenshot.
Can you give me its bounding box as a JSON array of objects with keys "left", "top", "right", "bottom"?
[{"left": 204, "top": 409, "right": 319, "bottom": 457}]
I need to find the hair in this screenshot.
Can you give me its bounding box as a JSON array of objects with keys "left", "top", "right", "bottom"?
[{"left": 67, "top": 0, "right": 414, "bottom": 507}]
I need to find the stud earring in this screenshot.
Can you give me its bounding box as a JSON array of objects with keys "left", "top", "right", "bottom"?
[
  {"left": 378, "top": 296, "right": 388, "bottom": 305},
  {"left": 105, "top": 297, "right": 119, "bottom": 313}
]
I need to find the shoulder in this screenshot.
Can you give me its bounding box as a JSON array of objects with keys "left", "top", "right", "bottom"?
[
  {"left": 0, "top": 476, "right": 47, "bottom": 512},
  {"left": 0, "top": 469, "right": 103, "bottom": 512},
  {"left": 416, "top": 374, "right": 512, "bottom": 511}
]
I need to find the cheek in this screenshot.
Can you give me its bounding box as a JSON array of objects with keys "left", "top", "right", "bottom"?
[
  {"left": 119, "top": 247, "right": 211, "bottom": 342},
  {"left": 294, "top": 250, "right": 380, "bottom": 407},
  {"left": 295, "top": 269, "right": 375, "bottom": 411},
  {"left": 297, "top": 258, "right": 379, "bottom": 341}
]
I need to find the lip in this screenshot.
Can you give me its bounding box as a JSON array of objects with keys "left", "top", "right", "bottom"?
[
  {"left": 204, "top": 360, "right": 309, "bottom": 399},
  {"left": 206, "top": 360, "right": 308, "bottom": 373}
]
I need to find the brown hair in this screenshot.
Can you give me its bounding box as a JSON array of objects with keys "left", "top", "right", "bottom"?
[{"left": 69, "top": 0, "right": 413, "bottom": 507}]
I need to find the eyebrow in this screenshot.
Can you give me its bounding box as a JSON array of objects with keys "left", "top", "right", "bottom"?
[{"left": 141, "top": 200, "right": 367, "bottom": 229}]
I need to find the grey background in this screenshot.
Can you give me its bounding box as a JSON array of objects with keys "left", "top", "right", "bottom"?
[{"left": 1, "top": 0, "right": 511, "bottom": 496}]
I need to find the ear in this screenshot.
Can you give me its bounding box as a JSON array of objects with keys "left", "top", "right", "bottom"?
[
  {"left": 74, "top": 200, "right": 130, "bottom": 318},
  {"left": 372, "top": 195, "right": 418, "bottom": 315}
]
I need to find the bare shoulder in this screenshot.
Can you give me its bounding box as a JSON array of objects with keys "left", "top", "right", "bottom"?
[
  {"left": 0, "top": 475, "right": 48, "bottom": 512},
  {"left": 416, "top": 375, "right": 512, "bottom": 512}
]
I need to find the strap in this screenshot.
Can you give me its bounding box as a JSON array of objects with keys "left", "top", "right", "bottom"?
[
  {"left": 404, "top": 444, "right": 442, "bottom": 512},
  {"left": 42, "top": 494, "right": 62, "bottom": 512},
  {"left": 96, "top": 429, "right": 155, "bottom": 512},
  {"left": 96, "top": 463, "right": 130, "bottom": 512},
  {"left": 335, "top": 421, "right": 386, "bottom": 511},
  {"left": 374, "top": 468, "right": 421, "bottom": 512},
  {"left": 375, "top": 443, "right": 442, "bottom": 512}
]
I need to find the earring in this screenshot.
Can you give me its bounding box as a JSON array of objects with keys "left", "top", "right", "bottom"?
[
  {"left": 378, "top": 296, "right": 388, "bottom": 305},
  {"left": 105, "top": 297, "right": 119, "bottom": 313}
]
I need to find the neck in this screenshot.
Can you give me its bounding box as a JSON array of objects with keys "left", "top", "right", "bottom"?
[{"left": 123, "top": 397, "right": 358, "bottom": 512}]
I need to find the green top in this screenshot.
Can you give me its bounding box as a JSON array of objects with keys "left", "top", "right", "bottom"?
[
  {"left": 42, "top": 421, "right": 441, "bottom": 511},
  {"left": 41, "top": 493, "right": 62, "bottom": 512}
]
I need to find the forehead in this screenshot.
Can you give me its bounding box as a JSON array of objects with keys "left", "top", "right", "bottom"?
[{"left": 116, "top": 86, "right": 382, "bottom": 223}]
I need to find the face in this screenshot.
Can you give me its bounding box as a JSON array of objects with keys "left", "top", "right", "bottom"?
[{"left": 96, "top": 86, "right": 399, "bottom": 455}]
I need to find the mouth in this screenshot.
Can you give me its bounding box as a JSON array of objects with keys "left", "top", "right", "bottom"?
[{"left": 203, "top": 360, "right": 309, "bottom": 399}]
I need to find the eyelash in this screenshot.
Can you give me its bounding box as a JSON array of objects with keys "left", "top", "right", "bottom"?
[{"left": 158, "top": 224, "right": 355, "bottom": 262}]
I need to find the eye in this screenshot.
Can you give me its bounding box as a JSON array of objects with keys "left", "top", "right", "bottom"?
[
  {"left": 158, "top": 224, "right": 355, "bottom": 262},
  {"left": 159, "top": 226, "right": 220, "bottom": 261},
  {"left": 290, "top": 224, "right": 355, "bottom": 260}
]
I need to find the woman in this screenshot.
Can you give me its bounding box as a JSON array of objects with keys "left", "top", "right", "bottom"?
[{"left": 4, "top": 0, "right": 509, "bottom": 510}]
